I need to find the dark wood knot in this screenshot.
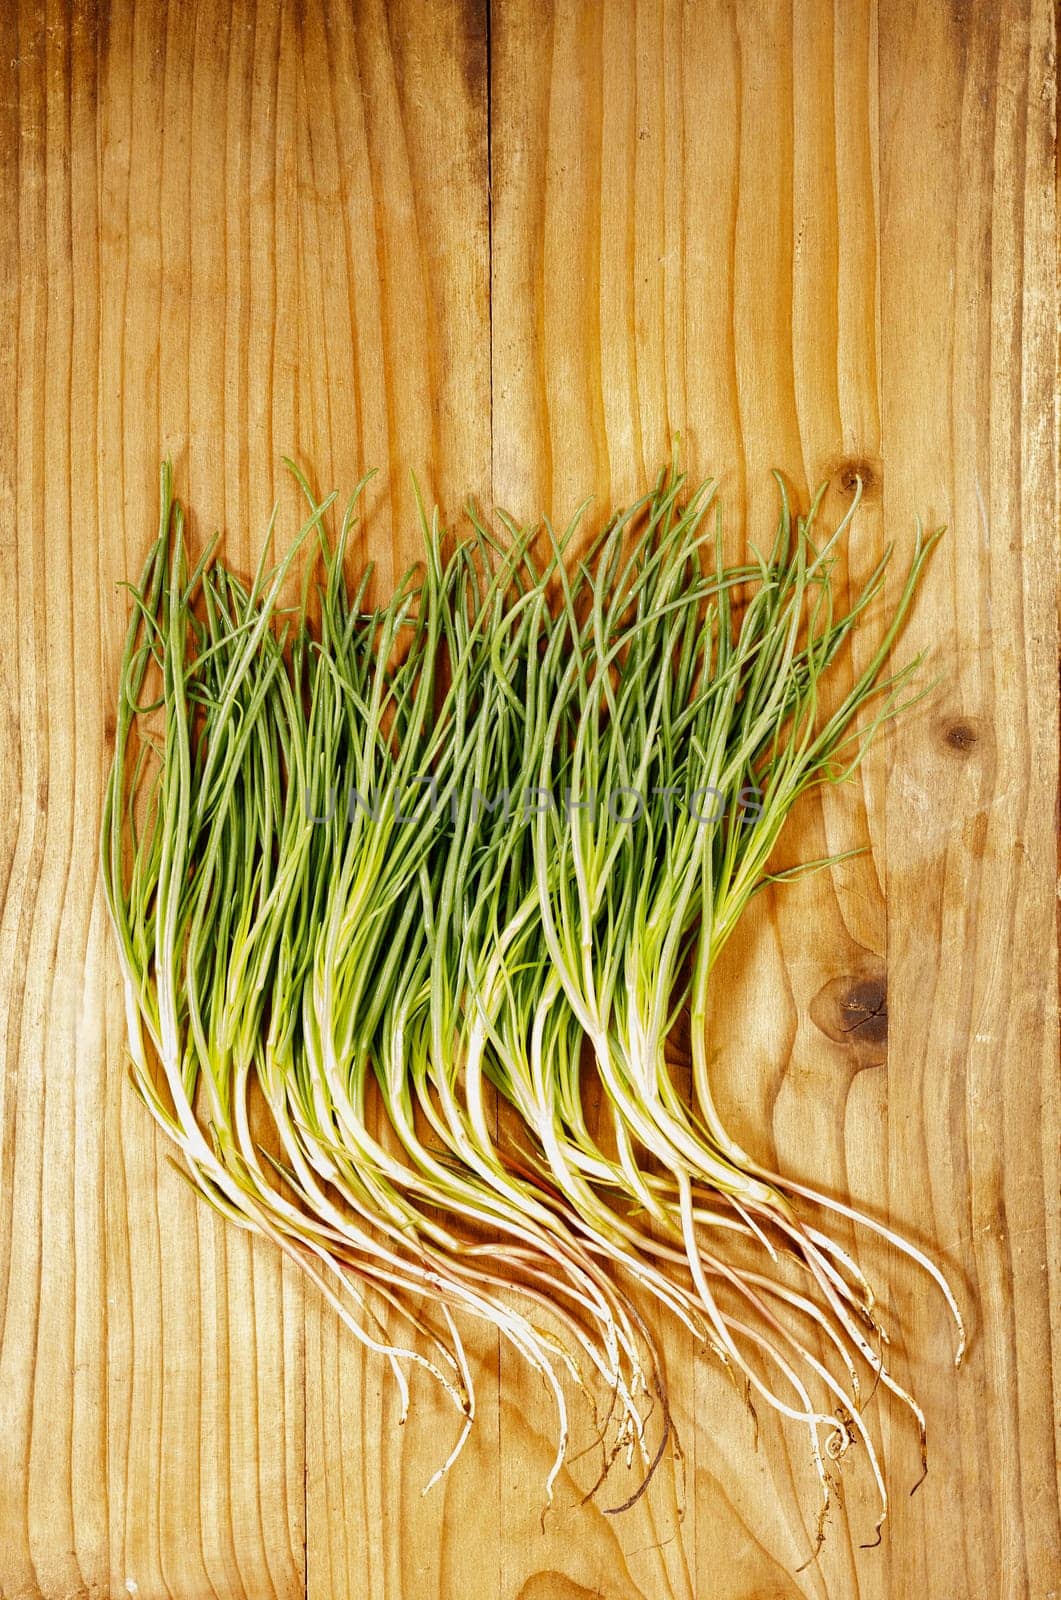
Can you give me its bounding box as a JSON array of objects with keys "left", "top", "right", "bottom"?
[
  {"left": 810, "top": 966, "right": 888, "bottom": 1069},
  {"left": 830, "top": 454, "right": 882, "bottom": 502},
  {"left": 836, "top": 977, "right": 888, "bottom": 1043},
  {"left": 942, "top": 716, "right": 979, "bottom": 754}
]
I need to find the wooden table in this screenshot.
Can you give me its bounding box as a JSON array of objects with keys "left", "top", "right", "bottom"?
[{"left": 1, "top": 3, "right": 1057, "bottom": 1596}]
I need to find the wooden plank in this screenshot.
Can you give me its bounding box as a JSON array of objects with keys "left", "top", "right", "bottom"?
[
  {"left": 488, "top": 2, "right": 1058, "bottom": 1597},
  {"left": 0, "top": 2, "right": 491, "bottom": 1598},
  {"left": 878, "top": 2, "right": 1060, "bottom": 1596}
]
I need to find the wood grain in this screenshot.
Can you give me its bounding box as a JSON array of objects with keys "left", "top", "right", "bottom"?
[
  {"left": 0, "top": 2, "right": 1056, "bottom": 1597},
  {"left": 1, "top": 3, "right": 490, "bottom": 1598}
]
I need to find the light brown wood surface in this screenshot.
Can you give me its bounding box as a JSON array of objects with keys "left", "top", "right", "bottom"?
[{"left": 0, "top": 2, "right": 1057, "bottom": 1596}]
